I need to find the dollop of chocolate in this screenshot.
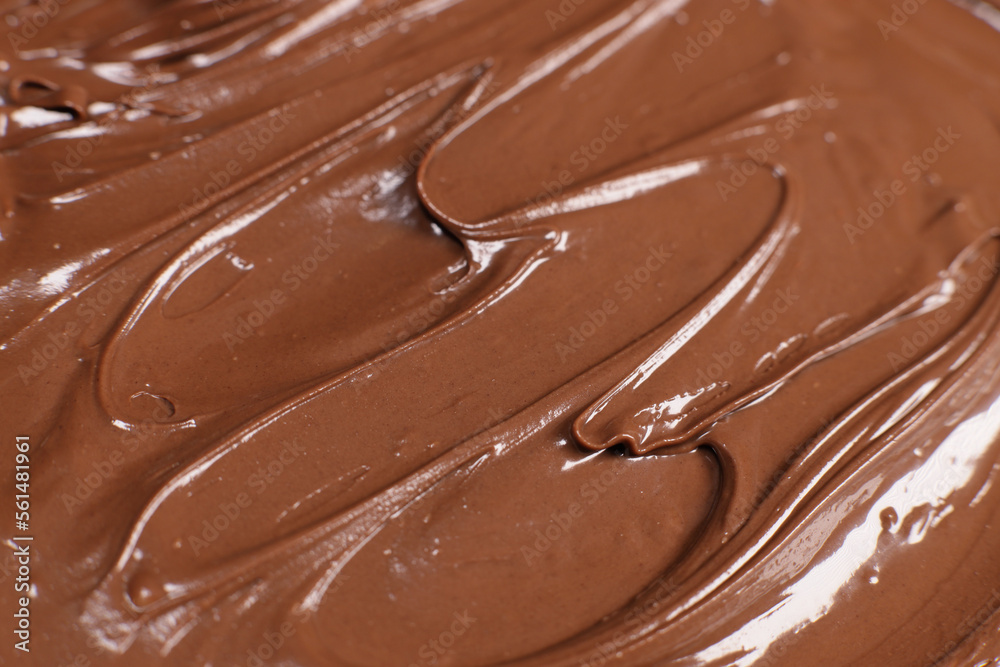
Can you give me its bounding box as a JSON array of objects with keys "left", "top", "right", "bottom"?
[{"left": 4, "top": 0, "right": 1000, "bottom": 665}]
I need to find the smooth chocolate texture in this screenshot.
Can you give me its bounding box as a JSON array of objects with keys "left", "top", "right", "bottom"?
[{"left": 3, "top": 0, "right": 1000, "bottom": 665}]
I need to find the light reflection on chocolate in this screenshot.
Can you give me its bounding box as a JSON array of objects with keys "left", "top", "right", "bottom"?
[{"left": 3, "top": 0, "right": 1000, "bottom": 665}]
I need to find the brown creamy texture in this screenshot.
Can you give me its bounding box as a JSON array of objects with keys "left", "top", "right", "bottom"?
[{"left": 4, "top": 0, "right": 1000, "bottom": 665}]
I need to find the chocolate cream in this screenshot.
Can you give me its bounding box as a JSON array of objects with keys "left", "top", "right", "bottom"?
[{"left": 4, "top": 0, "right": 1000, "bottom": 664}]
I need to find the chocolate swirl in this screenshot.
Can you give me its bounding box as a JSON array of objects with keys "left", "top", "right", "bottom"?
[{"left": 3, "top": 0, "right": 1000, "bottom": 665}]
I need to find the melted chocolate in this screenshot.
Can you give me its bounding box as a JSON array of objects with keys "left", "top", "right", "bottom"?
[{"left": 4, "top": 0, "right": 1000, "bottom": 665}]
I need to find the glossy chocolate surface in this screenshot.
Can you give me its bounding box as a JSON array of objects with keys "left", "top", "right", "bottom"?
[{"left": 3, "top": 0, "right": 1000, "bottom": 665}]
